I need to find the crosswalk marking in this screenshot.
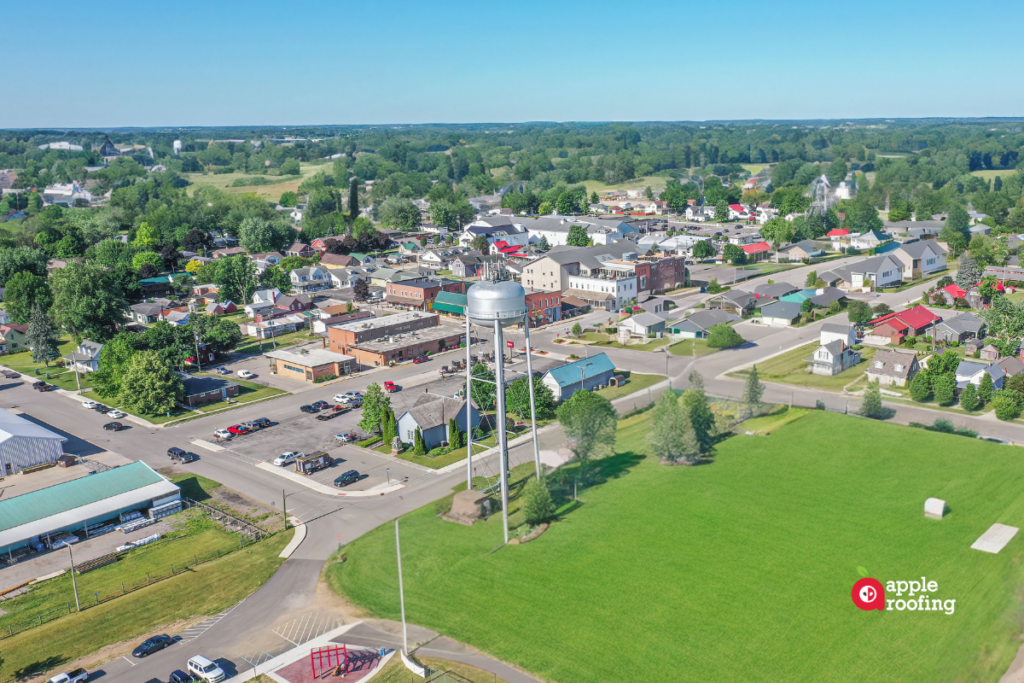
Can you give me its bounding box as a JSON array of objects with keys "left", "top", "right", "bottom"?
[
  {"left": 271, "top": 610, "right": 340, "bottom": 646},
  {"left": 177, "top": 605, "right": 237, "bottom": 643}
]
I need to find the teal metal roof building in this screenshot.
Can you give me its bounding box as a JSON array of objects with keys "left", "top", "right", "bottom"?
[
  {"left": 541, "top": 353, "right": 617, "bottom": 401},
  {"left": 432, "top": 291, "right": 467, "bottom": 317},
  {"left": 0, "top": 462, "right": 180, "bottom": 554}
]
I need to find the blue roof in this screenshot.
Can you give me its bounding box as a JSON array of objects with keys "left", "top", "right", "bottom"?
[
  {"left": 139, "top": 276, "right": 172, "bottom": 285},
  {"left": 545, "top": 353, "right": 616, "bottom": 388}
]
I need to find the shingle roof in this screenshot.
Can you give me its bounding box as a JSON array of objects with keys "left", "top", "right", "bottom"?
[
  {"left": 754, "top": 282, "right": 799, "bottom": 298},
  {"left": 544, "top": 353, "right": 616, "bottom": 388},
  {"left": 936, "top": 313, "right": 984, "bottom": 335},
  {"left": 869, "top": 349, "right": 918, "bottom": 378},
  {"left": 760, "top": 301, "right": 803, "bottom": 320},
  {"left": 896, "top": 241, "right": 946, "bottom": 259},
  {"left": 820, "top": 339, "right": 847, "bottom": 356},
  {"left": 820, "top": 323, "right": 855, "bottom": 335},
  {"left": 405, "top": 394, "right": 470, "bottom": 431}
]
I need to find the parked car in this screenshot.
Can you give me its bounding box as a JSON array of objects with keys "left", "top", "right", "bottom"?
[
  {"left": 168, "top": 670, "right": 195, "bottom": 683},
  {"left": 273, "top": 451, "right": 302, "bottom": 466},
  {"left": 333, "top": 470, "right": 360, "bottom": 487},
  {"left": 241, "top": 421, "right": 261, "bottom": 431},
  {"left": 383, "top": 381, "right": 400, "bottom": 393},
  {"left": 253, "top": 417, "right": 272, "bottom": 428},
  {"left": 214, "top": 367, "right": 232, "bottom": 375},
  {"left": 107, "top": 409, "right": 126, "bottom": 419},
  {"left": 81, "top": 400, "right": 98, "bottom": 409},
  {"left": 311, "top": 400, "right": 331, "bottom": 410},
  {"left": 34, "top": 382, "right": 55, "bottom": 392},
  {"left": 337, "top": 395, "right": 362, "bottom": 406},
  {"left": 187, "top": 655, "right": 226, "bottom": 683},
  {"left": 412, "top": 356, "right": 429, "bottom": 364},
  {"left": 226, "top": 424, "right": 249, "bottom": 435},
  {"left": 299, "top": 404, "right": 319, "bottom": 414},
  {"left": 93, "top": 404, "right": 109, "bottom": 413},
  {"left": 168, "top": 447, "right": 196, "bottom": 464},
  {"left": 333, "top": 391, "right": 363, "bottom": 403},
  {"left": 237, "top": 370, "right": 255, "bottom": 379},
  {"left": 132, "top": 633, "right": 173, "bottom": 657},
  {"left": 334, "top": 433, "right": 357, "bottom": 444},
  {"left": 213, "top": 429, "right": 232, "bottom": 439},
  {"left": 46, "top": 670, "right": 89, "bottom": 683},
  {"left": 103, "top": 422, "right": 124, "bottom": 431}
]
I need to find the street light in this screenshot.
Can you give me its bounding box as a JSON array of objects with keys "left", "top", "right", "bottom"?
[{"left": 279, "top": 489, "right": 301, "bottom": 530}]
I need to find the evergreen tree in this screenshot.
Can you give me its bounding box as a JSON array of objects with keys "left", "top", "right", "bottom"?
[
  {"left": 932, "top": 373, "right": 957, "bottom": 406},
  {"left": 648, "top": 390, "right": 699, "bottom": 464},
  {"left": 955, "top": 253, "right": 980, "bottom": 290},
  {"left": 740, "top": 365, "right": 764, "bottom": 419},
  {"left": 538, "top": 235, "right": 550, "bottom": 250},
  {"left": 447, "top": 417, "right": 462, "bottom": 449},
  {"left": 521, "top": 476, "right": 556, "bottom": 526},
  {"left": 688, "top": 370, "right": 705, "bottom": 392},
  {"left": 682, "top": 385, "right": 716, "bottom": 454},
  {"left": 414, "top": 426, "right": 426, "bottom": 455},
  {"left": 27, "top": 305, "right": 59, "bottom": 366},
  {"left": 909, "top": 371, "right": 932, "bottom": 402},
  {"left": 978, "top": 372, "right": 994, "bottom": 403},
  {"left": 860, "top": 381, "right": 883, "bottom": 419},
  {"left": 959, "top": 383, "right": 979, "bottom": 411},
  {"left": 381, "top": 407, "right": 397, "bottom": 446}
]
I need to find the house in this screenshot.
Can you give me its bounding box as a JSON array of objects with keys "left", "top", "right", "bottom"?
[
  {"left": 285, "top": 242, "right": 315, "bottom": 258},
  {"left": 618, "top": 312, "right": 666, "bottom": 340},
  {"left": 541, "top": 353, "right": 617, "bottom": 402},
  {"left": 451, "top": 253, "right": 500, "bottom": 278},
  {"left": 810, "top": 339, "right": 861, "bottom": 376},
  {"left": 849, "top": 230, "right": 887, "bottom": 250},
  {"left": 666, "top": 310, "right": 740, "bottom": 339},
  {"left": 319, "top": 253, "right": 359, "bottom": 268},
  {"left": 62, "top": 340, "right": 103, "bottom": 373},
  {"left": 252, "top": 289, "right": 281, "bottom": 306},
  {"left": 212, "top": 247, "right": 246, "bottom": 259},
  {"left": 866, "top": 349, "right": 920, "bottom": 387},
  {"left": 753, "top": 282, "right": 799, "bottom": 299},
  {"left": 931, "top": 312, "right": 984, "bottom": 344},
  {"left": 248, "top": 252, "right": 283, "bottom": 265},
  {"left": 773, "top": 240, "right": 824, "bottom": 263},
  {"left": 139, "top": 276, "right": 175, "bottom": 298},
  {"left": 163, "top": 310, "right": 190, "bottom": 327},
  {"left": 996, "top": 356, "right": 1024, "bottom": 378},
  {"left": 980, "top": 345, "right": 1001, "bottom": 362},
  {"left": 310, "top": 238, "right": 332, "bottom": 254},
  {"left": 274, "top": 294, "right": 313, "bottom": 313},
  {"left": 129, "top": 302, "right": 169, "bottom": 324},
  {"left": 759, "top": 300, "right": 804, "bottom": 327},
  {"left": 181, "top": 375, "right": 241, "bottom": 408},
  {"left": 830, "top": 254, "right": 904, "bottom": 291},
  {"left": 205, "top": 301, "right": 237, "bottom": 316},
  {"left": 935, "top": 283, "right": 967, "bottom": 306},
  {"left": 706, "top": 291, "right": 758, "bottom": 316},
  {"left": 740, "top": 241, "right": 772, "bottom": 262},
  {"left": 827, "top": 228, "right": 850, "bottom": 249},
  {"left": 955, "top": 361, "right": 1004, "bottom": 391},
  {"left": 244, "top": 301, "right": 276, "bottom": 319},
  {"left": 327, "top": 267, "right": 369, "bottom": 290},
  {"left": 870, "top": 305, "right": 941, "bottom": 341},
  {"left": 891, "top": 241, "right": 947, "bottom": 279},
  {"left": 728, "top": 204, "right": 750, "bottom": 221},
  {"left": 396, "top": 394, "right": 480, "bottom": 451},
  {"left": 820, "top": 323, "right": 857, "bottom": 348},
  {"left": 290, "top": 266, "right": 331, "bottom": 294}
]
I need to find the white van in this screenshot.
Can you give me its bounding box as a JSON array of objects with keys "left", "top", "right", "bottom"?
[{"left": 187, "top": 655, "right": 226, "bottom": 683}]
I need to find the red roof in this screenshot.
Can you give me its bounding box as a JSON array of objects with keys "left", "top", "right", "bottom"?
[
  {"left": 871, "top": 304, "right": 940, "bottom": 330},
  {"left": 741, "top": 241, "right": 771, "bottom": 254},
  {"left": 492, "top": 240, "right": 510, "bottom": 250},
  {"left": 728, "top": 204, "right": 746, "bottom": 213},
  {"left": 498, "top": 246, "right": 519, "bottom": 254},
  {"left": 976, "top": 280, "right": 1004, "bottom": 292},
  {"left": 826, "top": 228, "right": 849, "bottom": 237},
  {"left": 941, "top": 283, "right": 967, "bottom": 298}
]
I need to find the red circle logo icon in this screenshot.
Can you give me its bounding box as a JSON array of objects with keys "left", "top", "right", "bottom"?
[{"left": 852, "top": 577, "right": 885, "bottom": 611}]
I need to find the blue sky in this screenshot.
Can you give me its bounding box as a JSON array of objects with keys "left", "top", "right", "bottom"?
[{"left": 3, "top": 0, "right": 1020, "bottom": 128}]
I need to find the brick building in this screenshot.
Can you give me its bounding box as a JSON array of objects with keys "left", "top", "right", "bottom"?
[
  {"left": 327, "top": 311, "right": 439, "bottom": 353},
  {"left": 524, "top": 289, "right": 561, "bottom": 326},
  {"left": 385, "top": 279, "right": 467, "bottom": 311}
]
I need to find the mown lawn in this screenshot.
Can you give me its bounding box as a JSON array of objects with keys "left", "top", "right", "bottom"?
[
  {"left": 595, "top": 372, "right": 662, "bottom": 401},
  {"left": 184, "top": 162, "right": 325, "bottom": 202},
  {"left": 1, "top": 527, "right": 291, "bottom": 682},
  {"left": 234, "top": 330, "right": 317, "bottom": 355},
  {"left": 667, "top": 337, "right": 717, "bottom": 357},
  {"left": 731, "top": 341, "right": 877, "bottom": 391},
  {"left": 330, "top": 410, "right": 1024, "bottom": 683}
]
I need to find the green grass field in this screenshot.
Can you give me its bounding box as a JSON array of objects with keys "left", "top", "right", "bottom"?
[
  {"left": 581, "top": 176, "right": 669, "bottom": 196},
  {"left": 184, "top": 162, "right": 325, "bottom": 202},
  {"left": 741, "top": 163, "right": 767, "bottom": 175},
  {"left": 331, "top": 410, "right": 1024, "bottom": 683},
  {"left": 971, "top": 170, "right": 1018, "bottom": 183},
  {"left": 731, "top": 342, "right": 877, "bottom": 391},
  {"left": 667, "top": 338, "right": 717, "bottom": 357},
  {"left": 595, "top": 372, "right": 662, "bottom": 401}
]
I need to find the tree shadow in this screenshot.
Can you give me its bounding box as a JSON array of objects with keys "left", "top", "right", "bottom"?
[
  {"left": 15, "top": 656, "right": 67, "bottom": 681},
  {"left": 545, "top": 450, "right": 645, "bottom": 508}
]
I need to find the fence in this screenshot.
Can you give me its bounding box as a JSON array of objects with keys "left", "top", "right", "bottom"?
[
  {"left": 0, "top": 529, "right": 264, "bottom": 641},
  {"left": 183, "top": 497, "right": 268, "bottom": 541}
]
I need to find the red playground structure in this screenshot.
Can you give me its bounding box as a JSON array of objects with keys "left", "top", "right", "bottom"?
[{"left": 311, "top": 644, "right": 348, "bottom": 679}]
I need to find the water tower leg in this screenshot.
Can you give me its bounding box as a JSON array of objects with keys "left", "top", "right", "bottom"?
[
  {"left": 493, "top": 319, "right": 510, "bottom": 545},
  {"left": 523, "top": 321, "right": 542, "bottom": 479},
  {"left": 465, "top": 314, "right": 474, "bottom": 490}
]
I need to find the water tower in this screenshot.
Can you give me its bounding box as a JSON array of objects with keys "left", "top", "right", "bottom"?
[
  {"left": 465, "top": 280, "right": 542, "bottom": 544},
  {"left": 173, "top": 140, "right": 182, "bottom": 155}
]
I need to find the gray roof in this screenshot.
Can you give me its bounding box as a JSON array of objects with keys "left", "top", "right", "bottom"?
[
  {"left": 711, "top": 290, "right": 758, "bottom": 308},
  {"left": 830, "top": 254, "right": 902, "bottom": 282},
  {"left": 996, "top": 356, "right": 1024, "bottom": 377},
  {"left": 869, "top": 349, "right": 918, "bottom": 379},
  {"left": 820, "top": 339, "right": 847, "bottom": 356},
  {"left": 130, "top": 302, "right": 165, "bottom": 316},
  {"left": 0, "top": 408, "right": 67, "bottom": 444},
  {"left": 809, "top": 287, "right": 847, "bottom": 306},
  {"left": 276, "top": 294, "right": 311, "bottom": 308},
  {"left": 956, "top": 361, "right": 1005, "bottom": 385},
  {"left": 760, "top": 301, "right": 803, "bottom": 320},
  {"left": 936, "top": 313, "right": 984, "bottom": 335},
  {"left": 627, "top": 312, "right": 665, "bottom": 328},
  {"left": 405, "top": 393, "right": 470, "bottom": 431},
  {"left": 674, "top": 309, "right": 740, "bottom": 331},
  {"left": 776, "top": 239, "right": 818, "bottom": 254},
  {"left": 896, "top": 241, "right": 946, "bottom": 259},
  {"left": 820, "top": 323, "right": 855, "bottom": 336},
  {"left": 182, "top": 375, "right": 241, "bottom": 397},
  {"left": 753, "top": 282, "right": 799, "bottom": 298},
  {"left": 885, "top": 220, "right": 945, "bottom": 232},
  {"left": 541, "top": 241, "right": 650, "bottom": 266}
]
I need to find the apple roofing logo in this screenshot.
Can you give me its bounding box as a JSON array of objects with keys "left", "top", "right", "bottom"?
[{"left": 852, "top": 566, "right": 885, "bottom": 611}]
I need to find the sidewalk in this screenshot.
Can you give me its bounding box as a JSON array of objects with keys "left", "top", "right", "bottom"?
[{"left": 254, "top": 461, "right": 408, "bottom": 497}]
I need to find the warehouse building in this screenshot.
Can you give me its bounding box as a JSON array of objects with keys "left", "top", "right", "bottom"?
[
  {"left": 0, "top": 409, "right": 67, "bottom": 475},
  {"left": 345, "top": 324, "right": 464, "bottom": 367},
  {"left": 0, "top": 461, "right": 181, "bottom": 559}
]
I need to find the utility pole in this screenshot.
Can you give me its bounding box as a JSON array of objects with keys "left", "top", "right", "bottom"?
[
  {"left": 68, "top": 545, "right": 81, "bottom": 612},
  {"left": 395, "top": 520, "right": 408, "bottom": 655},
  {"left": 282, "top": 489, "right": 289, "bottom": 531}
]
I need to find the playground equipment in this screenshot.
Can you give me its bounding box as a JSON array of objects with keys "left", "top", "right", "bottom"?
[{"left": 311, "top": 644, "right": 348, "bottom": 679}]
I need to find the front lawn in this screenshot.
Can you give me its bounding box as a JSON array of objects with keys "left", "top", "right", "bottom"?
[
  {"left": 730, "top": 342, "right": 877, "bottom": 391},
  {"left": 667, "top": 338, "right": 717, "bottom": 357},
  {"left": 595, "top": 372, "right": 662, "bottom": 401},
  {"left": 329, "top": 410, "right": 1024, "bottom": 683}
]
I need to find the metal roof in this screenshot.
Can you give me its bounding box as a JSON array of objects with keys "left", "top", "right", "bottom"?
[
  {"left": 0, "top": 462, "right": 172, "bottom": 534},
  {"left": 544, "top": 353, "right": 616, "bottom": 388},
  {"left": 0, "top": 409, "right": 67, "bottom": 445}
]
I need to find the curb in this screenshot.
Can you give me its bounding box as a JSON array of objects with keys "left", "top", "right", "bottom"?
[
  {"left": 278, "top": 523, "right": 306, "bottom": 559},
  {"left": 254, "top": 461, "right": 408, "bottom": 497}
]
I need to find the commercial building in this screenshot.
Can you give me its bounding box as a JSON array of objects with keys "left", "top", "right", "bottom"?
[
  {"left": 0, "top": 462, "right": 181, "bottom": 558},
  {"left": 385, "top": 279, "right": 466, "bottom": 311},
  {"left": 345, "top": 324, "right": 464, "bottom": 367},
  {"left": 524, "top": 289, "right": 561, "bottom": 326},
  {"left": 181, "top": 376, "right": 241, "bottom": 407},
  {"left": 265, "top": 345, "right": 355, "bottom": 382},
  {"left": 0, "top": 409, "right": 67, "bottom": 475},
  {"left": 328, "top": 311, "right": 438, "bottom": 352}
]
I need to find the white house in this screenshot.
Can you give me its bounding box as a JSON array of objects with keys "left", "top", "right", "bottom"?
[
  {"left": 810, "top": 339, "right": 861, "bottom": 376},
  {"left": 252, "top": 289, "right": 281, "bottom": 306},
  {"left": 891, "top": 241, "right": 947, "bottom": 280},
  {"left": 617, "top": 312, "right": 666, "bottom": 340},
  {"left": 849, "top": 230, "right": 887, "bottom": 250},
  {"left": 566, "top": 273, "right": 637, "bottom": 311},
  {"left": 62, "top": 340, "right": 104, "bottom": 373},
  {"left": 955, "top": 361, "right": 1005, "bottom": 391},
  {"left": 819, "top": 323, "right": 857, "bottom": 348},
  {"left": 828, "top": 254, "right": 904, "bottom": 291},
  {"left": 290, "top": 266, "right": 331, "bottom": 294}
]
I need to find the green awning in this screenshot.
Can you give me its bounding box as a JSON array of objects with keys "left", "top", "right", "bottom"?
[
  {"left": 433, "top": 301, "right": 464, "bottom": 314},
  {"left": 433, "top": 290, "right": 467, "bottom": 315}
]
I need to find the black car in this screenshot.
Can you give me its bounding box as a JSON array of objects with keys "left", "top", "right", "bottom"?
[
  {"left": 253, "top": 417, "right": 272, "bottom": 428},
  {"left": 299, "top": 404, "right": 319, "bottom": 413},
  {"left": 168, "top": 669, "right": 195, "bottom": 683},
  {"left": 103, "top": 422, "right": 123, "bottom": 431},
  {"left": 311, "top": 400, "right": 331, "bottom": 410},
  {"left": 131, "top": 633, "right": 172, "bottom": 657},
  {"left": 333, "top": 470, "right": 360, "bottom": 487},
  {"left": 33, "top": 382, "right": 55, "bottom": 392}
]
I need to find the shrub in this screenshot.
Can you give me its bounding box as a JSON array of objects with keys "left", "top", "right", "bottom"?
[
  {"left": 706, "top": 323, "right": 745, "bottom": 349},
  {"left": 993, "top": 393, "right": 1023, "bottom": 421},
  {"left": 521, "top": 476, "right": 556, "bottom": 526},
  {"left": 313, "top": 374, "right": 337, "bottom": 384},
  {"left": 959, "top": 384, "right": 979, "bottom": 411}
]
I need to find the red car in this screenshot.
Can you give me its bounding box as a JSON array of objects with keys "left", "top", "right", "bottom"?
[
  {"left": 383, "top": 381, "right": 400, "bottom": 393},
  {"left": 412, "top": 356, "right": 429, "bottom": 364},
  {"left": 226, "top": 424, "right": 249, "bottom": 435}
]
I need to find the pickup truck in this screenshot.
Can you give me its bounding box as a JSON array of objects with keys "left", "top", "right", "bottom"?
[{"left": 48, "top": 669, "right": 89, "bottom": 683}]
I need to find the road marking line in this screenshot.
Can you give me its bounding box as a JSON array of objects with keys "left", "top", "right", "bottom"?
[{"left": 122, "top": 656, "right": 135, "bottom": 666}]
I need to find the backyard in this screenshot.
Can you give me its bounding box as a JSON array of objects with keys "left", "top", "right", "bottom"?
[
  {"left": 329, "top": 410, "right": 1024, "bottom": 683},
  {"left": 730, "top": 341, "right": 877, "bottom": 391}
]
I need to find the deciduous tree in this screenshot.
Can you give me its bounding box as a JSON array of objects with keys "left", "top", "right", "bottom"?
[
  {"left": 648, "top": 390, "right": 699, "bottom": 464},
  {"left": 521, "top": 476, "right": 556, "bottom": 525},
  {"left": 557, "top": 390, "right": 618, "bottom": 467},
  {"left": 860, "top": 381, "right": 883, "bottom": 418},
  {"left": 5, "top": 271, "right": 51, "bottom": 324},
  {"left": 740, "top": 365, "right": 764, "bottom": 419},
  {"left": 119, "top": 351, "right": 183, "bottom": 415},
  {"left": 50, "top": 261, "right": 127, "bottom": 341}
]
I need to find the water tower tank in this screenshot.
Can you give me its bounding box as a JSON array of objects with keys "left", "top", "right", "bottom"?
[{"left": 467, "top": 281, "right": 527, "bottom": 328}]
